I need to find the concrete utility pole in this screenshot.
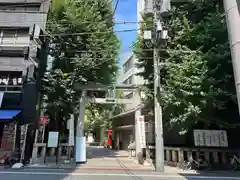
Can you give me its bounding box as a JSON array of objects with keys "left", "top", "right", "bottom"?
[
  {"left": 223, "top": 0, "right": 240, "bottom": 113},
  {"left": 153, "top": 0, "right": 171, "bottom": 172}
]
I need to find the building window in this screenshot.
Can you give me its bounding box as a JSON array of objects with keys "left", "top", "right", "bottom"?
[
  {"left": 123, "top": 75, "right": 133, "bottom": 85},
  {"left": 125, "top": 92, "right": 133, "bottom": 99},
  {"left": 123, "top": 57, "right": 133, "bottom": 73},
  {"left": 0, "top": 28, "right": 29, "bottom": 45}
]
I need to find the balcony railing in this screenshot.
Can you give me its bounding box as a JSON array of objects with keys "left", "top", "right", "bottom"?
[
  {"left": 0, "top": 36, "right": 29, "bottom": 46},
  {"left": 0, "top": 12, "right": 48, "bottom": 29},
  {"left": 0, "top": 77, "right": 23, "bottom": 92}
]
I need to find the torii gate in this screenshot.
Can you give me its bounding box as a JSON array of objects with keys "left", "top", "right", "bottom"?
[{"left": 73, "top": 83, "right": 138, "bottom": 163}]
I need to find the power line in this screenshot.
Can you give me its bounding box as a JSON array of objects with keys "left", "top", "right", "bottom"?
[
  {"left": 42, "top": 28, "right": 142, "bottom": 37},
  {"left": 50, "top": 48, "right": 154, "bottom": 53},
  {"left": 0, "top": 28, "right": 144, "bottom": 37},
  {"left": 0, "top": 19, "right": 150, "bottom": 24},
  {"left": 112, "top": 0, "right": 120, "bottom": 17}
]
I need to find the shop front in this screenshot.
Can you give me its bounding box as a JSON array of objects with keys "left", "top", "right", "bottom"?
[{"left": 0, "top": 109, "right": 21, "bottom": 159}]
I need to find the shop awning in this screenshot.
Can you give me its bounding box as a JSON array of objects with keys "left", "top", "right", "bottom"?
[{"left": 0, "top": 110, "right": 21, "bottom": 120}]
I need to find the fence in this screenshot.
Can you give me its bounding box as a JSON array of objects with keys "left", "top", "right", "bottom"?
[
  {"left": 32, "top": 143, "right": 74, "bottom": 164},
  {"left": 146, "top": 146, "right": 240, "bottom": 166}
]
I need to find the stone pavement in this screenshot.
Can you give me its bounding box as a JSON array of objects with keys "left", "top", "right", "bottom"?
[
  {"left": 27, "top": 146, "right": 156, "bottom": 171},
  {"left": 26, "top": 146, "right": 194, "bottom": 173}
]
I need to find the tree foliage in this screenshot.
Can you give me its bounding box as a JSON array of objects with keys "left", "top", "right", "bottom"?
[
  {"left": 43, "top": 0, "right": 120, "bottom": 130},
  {"left": 84, "top": 89, "right": 125, "bottom": 131},
  {"left": 134, "top": 0, "right": 238, "bottom": 133}
]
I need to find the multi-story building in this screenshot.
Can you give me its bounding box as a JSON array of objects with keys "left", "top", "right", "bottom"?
[
  {"left": 0, "top": 1, "right": 51, "bottom": 159},
  {"left": 112, "top": 0, "right": 154, "bottom": 151},
  {"left": 112, "top": 54, "right": 146, "bottom": 150},
  {"left": 0, "top": 0, "right": 50, "bottom": 120},
  {"left": 117, "top": 53, "right": 144, "bottom": 110}
]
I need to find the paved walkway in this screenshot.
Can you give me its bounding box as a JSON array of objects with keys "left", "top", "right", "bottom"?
[
  {"left": 27, "top": 146, "right": 155, "bottom": 171},
  {"left": 27, "top": 146, "right": 195, "bottom": 173}
]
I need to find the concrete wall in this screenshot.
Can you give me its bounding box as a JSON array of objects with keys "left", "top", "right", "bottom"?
[{"left": 124, "top": 91, "right": 142, "bottom": 111}]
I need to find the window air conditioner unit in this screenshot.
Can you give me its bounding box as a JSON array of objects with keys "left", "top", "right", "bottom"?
[{"left": 33, "top": 24, "right": 43, "bottom": 46}]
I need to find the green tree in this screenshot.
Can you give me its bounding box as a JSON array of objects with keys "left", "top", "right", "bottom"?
[
  {"left": 84, "top": 89, "right": 125, "bottom": 131},
  {"left": 134, "top": 0, "right": 238, "bottom": 133},
  {"left": 43, "top": 0, "right": 120, "bottom": 130}
]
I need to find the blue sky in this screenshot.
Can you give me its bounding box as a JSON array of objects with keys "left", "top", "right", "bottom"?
[{"left": 113, "top": 0, "right": 137, "bottom": 65}]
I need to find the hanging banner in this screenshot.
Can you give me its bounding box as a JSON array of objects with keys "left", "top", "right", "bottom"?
[{"left": 0, "top": 92, "right": 4, "bottom": 107}]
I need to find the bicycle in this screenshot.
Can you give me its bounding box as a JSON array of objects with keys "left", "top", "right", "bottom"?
[
  {"left": 228, "top": 154, "right": 240, "bottom": 171},
  {"left": 0, "top": 153, "right": 19, "bottom": 168},
  {"left": 180, "top": 156, "right": 211, "bottom": 171}
]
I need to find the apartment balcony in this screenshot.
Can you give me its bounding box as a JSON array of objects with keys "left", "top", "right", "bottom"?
[
  {"left": 0, "top": 36, "right": 29, "bottom": 53},
  {"left": 0, "top": 0, "right": 44, "bottom": 3},
  {"left": 0, "top": 57, "right": 25, "bottom": 71},
  {"left": 119, "top": 67, "right": 135, "bottom": 84},
  {"left": 0, "top": 12, "right": 48, "bottom": 29},
  {"left": 0, "top": 72, "right": 23, "bottom": 93}
]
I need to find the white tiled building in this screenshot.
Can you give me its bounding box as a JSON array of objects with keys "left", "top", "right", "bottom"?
[{"left": 117, "top": 53, "right": 144, "bottom": 110}]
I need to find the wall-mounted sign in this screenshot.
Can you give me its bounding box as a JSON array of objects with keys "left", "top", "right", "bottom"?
[
  {"left": 39, "top": 116, "right": 49, "bottom": 125},
  {"left": 193, "top": 129, "right": 228, "bottom": 147},
  {"left": 47, "top": 131, "right": 59, "bottom": 148}
]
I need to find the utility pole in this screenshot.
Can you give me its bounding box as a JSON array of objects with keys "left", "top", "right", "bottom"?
[
  {"left": 153, "top": 0, "right": 171, "bottom": 172},
  {"left": 76, "top": 90, "right": 87, "bottom": 163},
  {"left": 153, "top": 3, "right": 164, "bottom": 173},
  {"left": 223, "top": 0, "right": 240, "bottom": 113}
]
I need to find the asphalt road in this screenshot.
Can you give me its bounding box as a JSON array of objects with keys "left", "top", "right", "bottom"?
[{"left": 1, "top": 169, "right": 240, "bottom": 180}]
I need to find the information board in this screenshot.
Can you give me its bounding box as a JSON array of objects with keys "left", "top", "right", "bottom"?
[
  {"left": 47, "top": 131, "right": 59, "bottom": 148},
  {"left": 193, "top": 129, "right": 228, "bottom": 147}
]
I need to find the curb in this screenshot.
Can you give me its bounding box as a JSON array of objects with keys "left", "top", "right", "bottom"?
[{"left": 23, "top": 165, "right": 155, "bottom": 172}]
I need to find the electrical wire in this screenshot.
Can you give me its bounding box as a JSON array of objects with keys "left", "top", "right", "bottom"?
[
  {"left": 112, "top": 0, "right": 120, "bottom": 17},
  {"left": 0, "top": 20, "right": 150, "bottom": 25}
]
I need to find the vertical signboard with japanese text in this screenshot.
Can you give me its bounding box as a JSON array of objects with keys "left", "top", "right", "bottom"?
[{"left": 137, "top": 116, "right": 146, "bottom": 148}]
